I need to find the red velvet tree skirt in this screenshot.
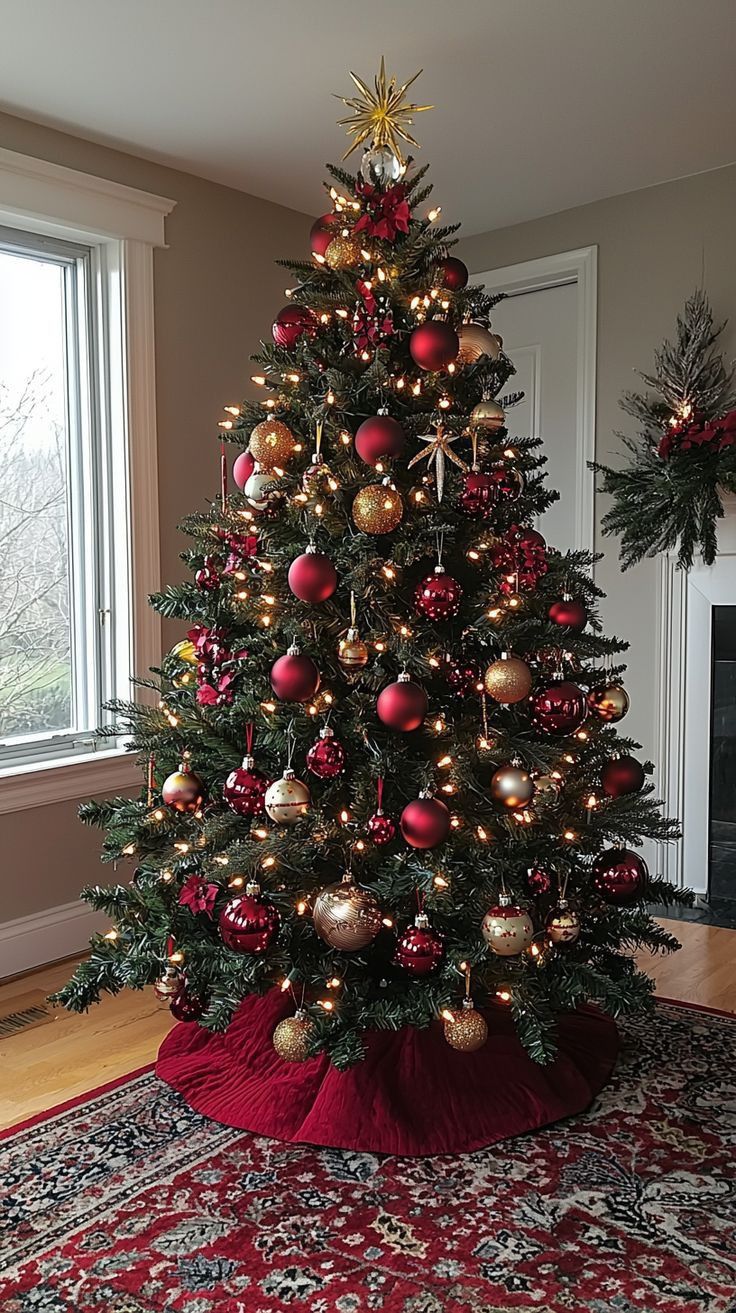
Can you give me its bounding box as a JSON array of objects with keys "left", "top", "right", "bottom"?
[{"left": 156, "top": 988, "right": 619, "bottom": 1156}]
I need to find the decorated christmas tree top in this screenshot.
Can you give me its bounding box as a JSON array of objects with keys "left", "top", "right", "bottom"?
[{"left": 57, "top": 62, "right": 686, "bottom": 1069}]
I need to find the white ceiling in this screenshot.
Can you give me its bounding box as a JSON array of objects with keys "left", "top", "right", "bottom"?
[{"left": 1, "top": 0, "right": 735, "bottom": 235}]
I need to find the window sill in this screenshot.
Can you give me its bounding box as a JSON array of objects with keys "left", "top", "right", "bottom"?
[{"left": 0, "top": 748, "right": 141, "bottom": 815}]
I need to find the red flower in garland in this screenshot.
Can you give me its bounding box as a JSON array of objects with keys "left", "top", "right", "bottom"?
[
  {"left": 354, "top": 181, "right": 410, "bottom": 242},
  {"left": 222, "top": 532, "right": 259, "bottom": 577},
  {"left": 178, "top": 874, "right": 219, "bottom": 918},
  {"left": 353, "top": 279, "right": 394, "bottom": 355},
  {"left": 659, "top": 408, "right": 736, "bottom": 460}
]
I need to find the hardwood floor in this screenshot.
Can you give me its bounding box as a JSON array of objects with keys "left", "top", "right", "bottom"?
[{"left": 1, "top": 918, "right": 734, "bottom": 1132}]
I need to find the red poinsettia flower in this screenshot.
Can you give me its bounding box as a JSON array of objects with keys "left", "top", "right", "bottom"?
[
  {"left": 354, "top": 182, "right": 410, "bottom": 242},
  {"left": 178, "top": 874, "right": 219, "bottom": 917}
]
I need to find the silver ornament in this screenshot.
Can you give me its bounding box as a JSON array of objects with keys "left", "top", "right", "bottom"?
[{"left": 360, "top": 144, "right": 402, "bottom": 187}]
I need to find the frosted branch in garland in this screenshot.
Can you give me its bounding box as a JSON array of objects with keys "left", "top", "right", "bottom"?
[
  {"left": 55, "top": 62, "right": 689, "bottom": 1072},
  {"left": 593, "top": 290, "right": 736, "bottom": 569}
]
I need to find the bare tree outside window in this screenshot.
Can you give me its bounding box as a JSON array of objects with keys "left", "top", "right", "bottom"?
[{"left": 0, "top": 251, "right": 73, "bottom": 742}]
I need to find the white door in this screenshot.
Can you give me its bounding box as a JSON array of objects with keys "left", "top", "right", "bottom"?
[
  {"left": 472, "top": 250, "right": 597, "bottom": 556},
  {"left": 489, "top": 282, "right": 578, "bottom": 552}
]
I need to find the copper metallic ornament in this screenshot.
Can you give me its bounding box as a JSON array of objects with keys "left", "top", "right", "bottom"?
[
  {"left": 483, "top": 654, "right": 533, "bottom": 704},
  {"left": 443, "top": 998, "right": 488, "bottom": 1052},
  {"left": 481, "top": 893, "right": 534, "bottom": 955},
  {"left": 470, "top": 398, "right": 506, "bottom": 430},
  {"left": 161, "top": 766, "right": 205, "bottom": 814},
  {"left": 338, "top": 627, "right": 370, "bottom": 670},
  {"left": 248, "top": 418, "right": 295, "bottom": 467},
  {"left": 312, "top": 873, "right": 382, "bottom": 951},
  {"left": 489, "top": 762, "right": 535, "bottom": 809},
  {"left": 352, "top": 481, "right": 403, "bottom": 534},
  {"left": 588, "top": 683, "right": 630, "bottom": 723},
  {"left": 457, "top": 322, "right": 501, "bottom": 364},
  {"left": 273, "top": 1009, "right": 312, "bottom": 1062}
]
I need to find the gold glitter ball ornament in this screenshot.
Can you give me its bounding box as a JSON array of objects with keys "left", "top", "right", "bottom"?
[
  {"left": 457, "top": 322, "right": 501, "bottom": 365},
  {"left": 352, "top": 481, "right": 403, "bottom": 534},
  {"left": 313, "top": 873, "right": 382, "bottom": 951},
  {"left": 170, "top": 639, "right": 197, "bottom": 665},
  {"left": 484, "top": 654, "right": 533, "bottom": 704},
  {"left": 248, "top": 418, "right": 296, "bottom": 467},
  {"left": 470, "top": 398, "right": 506, "bottom": 430},
  {"left": 273, "top": 1010, "right": 312, "bottom": 1063},
  {"left": 443, "top": 998, "right": 488, "bottom": 1052},
  {"left": 325, "top": 232, "right": 363, "bottom": 270},
  {"left": 546, "top": 902, "right": 581, "bottom": 944}
]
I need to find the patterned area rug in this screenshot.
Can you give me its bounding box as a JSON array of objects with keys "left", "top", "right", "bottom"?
[{"left": 2, "top": 1001, "right": 735, "bottom": 1313}]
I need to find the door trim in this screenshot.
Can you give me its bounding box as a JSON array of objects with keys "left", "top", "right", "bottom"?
[{"left": 470, "top": 246, "right": 597, "bottom": 555}]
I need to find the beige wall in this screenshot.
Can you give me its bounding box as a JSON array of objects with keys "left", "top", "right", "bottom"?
[
  {"left": 459, "top": 163, "right": 736, "bottom": 779},
  {"left": 0, "top": 111, "right": 309, "bottom": 925}
]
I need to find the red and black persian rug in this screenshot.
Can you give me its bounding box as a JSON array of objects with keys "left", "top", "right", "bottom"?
[{"left": 2, "top": 1000, "right": 735, "bottom": 1312}]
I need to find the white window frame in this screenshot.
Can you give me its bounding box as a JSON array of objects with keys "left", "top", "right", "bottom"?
[{"left": 0, "top": 147, "right": 175, "bottom": 812}]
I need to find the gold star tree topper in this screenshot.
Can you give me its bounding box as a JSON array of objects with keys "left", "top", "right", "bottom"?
[{"left": 336, "top": 57, "right": 433, "bottom": 162}]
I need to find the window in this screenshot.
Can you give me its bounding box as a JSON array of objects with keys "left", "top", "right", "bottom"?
[{"left": 0, "top": 146, "right": 173, "bottom": 804}]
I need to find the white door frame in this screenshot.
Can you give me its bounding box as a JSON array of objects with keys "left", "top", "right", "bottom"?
[{"left": 470, "top": 246, "right": 598, "bottom": 555}]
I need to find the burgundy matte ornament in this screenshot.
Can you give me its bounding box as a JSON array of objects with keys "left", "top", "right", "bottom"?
[
  {"left": 414, "top": 567, "right": 463, "bottom": 621},
  {"left": 219, "top": 881, "right": 281, "bottom": 953},
  {"left": 170, "top": 985, "right": 205, "bottom": 1023},
  {"left": 233, "top": 450, "right": 256, "bottom": 491},
  {"left": 272, "top": 304, "right": 315, "bottom": 349},
  {"left": 162, "top": 764, "right": 205, "bottom": 814},
  {"left": 601, "top": 754, "right": 645, "bottom": 798},
  {"left": 489, "top": 465, "right": 525, "bottom": 502},
  {"left": 400, "top": 792, "right": 451, "bottom": 849},
  {"left": 223, "top": 756, "right": 270, "bottom": 817},
  {"left": 592, "top": 847, "right": 648, "bottom": 905},
  {"left": 306, "top": 726, "right": 346, "bottom": 779},
  {"left": 548, "top": 594, "right": 588, "bottom": 633},
  {"left": 526, "top": 864, "right": 553, "bottom": 896},
  {"left": 376, "top": 673, "right": 428, "bottom": 732},
  {"left": 409, "top": 320, "right": 459, "bottom": 372},
  {"left": 354, "top": 413, "right": 406, "bottom": 466},
  {"left": 270, "top": 644, "right": 320, "bottom": 702},
  {"left": 310, "top": 212, "right": 339, "bottom": 258},
  {"left": 435, "top": 256, "right": 469, "bottom": 290},
  {"left": 531, "top": 679, "right": 588, "bottom": 736},
  {"left": 457, "top": 468, "right": 496, "bottom": 519},
  {"left": 393, "top": 912, "right": 444, "bottom": 976},
  {"left": 445, "top": 657, "right": 482, "bottom": 696},
  {"left": 366, "top": 809, "right": 396, "bottom": 845},
  {"left": 287, "top": 547, "right": 337, "bottom": 603}
]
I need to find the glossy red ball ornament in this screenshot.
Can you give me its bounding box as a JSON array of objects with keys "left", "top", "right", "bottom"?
[
  {"left": 601, "top": 754, "right": 645, "bottom": 798},
  {"left": 287, "top": 549, "right": 337, "bottom": 603},
  {"left": 310, "top": 212, "right": 340, "bottom": 258},
  {"left": 366, "top": 809, "right": 396, "bottom": 845},
  {"left": 219, "top": 883, "right": 281, "bottom": 953},
  {"left": 233, "top": 450, "right": 256, "bottom": 491},
  {"left": 414, "top": 568, "right": 463, "bottom": 621},
  {"left": 531, "top": 679, "right": 588, "bottom": 736},
  {"left": 162, "top": 766, "right": 205, "bottom": 813},
  {"left": 223, "top": 756, "right": 270, "bottom": 816},
  {"left": 435, "top": 256, "right": 469, "bottom": 290},
  {"left": 526, "top": 864, "right": 553, "bottom": 896},
  {"left": 270, "top": 646, "right": 320, "bottom": 702},
  {"left": 457, "top": 469, "right": 496, "bottom": 519},
  {"left": 592, "top": 848, "right": 648, "bottom": 905},
  {"left": 517, "top": 527, "right": 546, "bottom": 550},
  {"left": 400, "top": 794, "right": 451, "bottom": 849},
  {"left": 489, "top": 465, "right": 525, "bottom": 502},
  {"left": 306, "top": 727, "right": 346, "bottom": 779},
  {"left": 549, "top": 595, "right": 588, "bottom": 633},
  {"left": 170, "top": 986, "right": 205, "bottom": 1023},
  {"left": 393, "top": 913, "right": 444, "bottom": 975},
  {"left": 376, "top": 674, "right": 428, "bottom": 732},
  {"left": 272, "top": 304, "right": 315, "bottom": 349},
  {"left": 354, "top": 414, "right": 406, "bottom": 466},
  {"left": 409, "top": 320, "right": 459, "bottom": 372},
  {"left": 445, "top": 658, "right": 482, "bottom": 696}
]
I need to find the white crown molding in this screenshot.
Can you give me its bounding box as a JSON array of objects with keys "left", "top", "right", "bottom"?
[
  {"left": 0, "top": 749, "right": 140, "bottom": 815},
  {"left": 0, "top": 145, "right": 175, "bottom": 246},
  {"left": 0, "top": 899, "right": 104, "bottom": 979}
]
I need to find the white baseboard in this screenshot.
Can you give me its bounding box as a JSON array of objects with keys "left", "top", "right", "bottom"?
[{"left": 0, "top": 899, "right": 104, "bottom": 979}]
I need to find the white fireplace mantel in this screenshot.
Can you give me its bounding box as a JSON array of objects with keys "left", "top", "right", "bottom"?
[{"left": 656, "top": 496, "right": 736, "bottom": 895}]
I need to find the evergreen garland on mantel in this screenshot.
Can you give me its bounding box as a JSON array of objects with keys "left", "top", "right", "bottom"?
[{"left": 592, "top": 290, "right": 736, "bottom": 569}]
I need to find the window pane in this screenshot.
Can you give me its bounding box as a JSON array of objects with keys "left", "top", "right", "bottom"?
[{"left": 0, "top": 247, "right": 73, "bottom": 743}]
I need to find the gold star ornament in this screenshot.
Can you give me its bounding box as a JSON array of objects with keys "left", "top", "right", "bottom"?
[
  {"left": 407, "top": 427, "right": 468, "bottom": 502},
  {"left": 336, "top": 57, "right": 433, "bottom": 162}
]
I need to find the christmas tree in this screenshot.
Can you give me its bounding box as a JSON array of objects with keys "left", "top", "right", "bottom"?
[{"left": 57, "top": 61, "right": 687, "bottom": 1071}]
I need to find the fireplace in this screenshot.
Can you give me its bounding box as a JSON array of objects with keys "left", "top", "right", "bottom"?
[{"left": 709, "top": 606, "right": 736, "bottom": 898}]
